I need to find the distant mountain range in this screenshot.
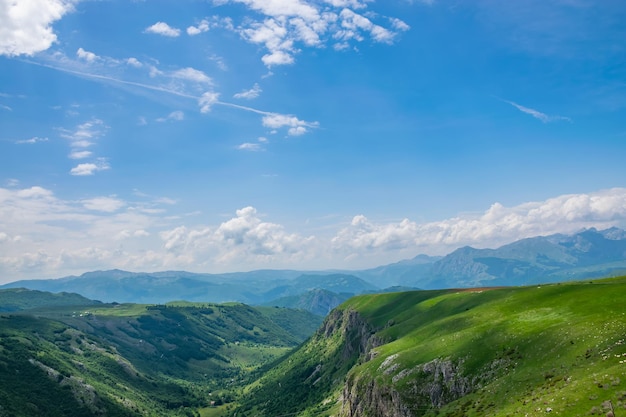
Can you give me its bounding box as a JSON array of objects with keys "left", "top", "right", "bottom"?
[{"left": 2, "top": 227, "right": 625, "bottom": 311}]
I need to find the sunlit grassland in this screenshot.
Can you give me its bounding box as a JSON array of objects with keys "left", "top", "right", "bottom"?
[
  {"left": 236, "top": 277, "right": 626, "bottom": 416},
  {"left": 348, "top": 277, "right": 626, "bottom": 416}
]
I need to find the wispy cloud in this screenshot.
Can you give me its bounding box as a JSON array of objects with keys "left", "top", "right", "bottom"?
[
  {"left": 82, "top": 196, "right": 125, "bottom": 212},
  {"left": 156, "top": 110, "right": 185, "bottom": 122},
  {"left": 237, "top": 142, "right": 263, "bottom": 151},
  {"left": 59, "top": 119, "right": 110, "bottom": 175},
  {"left": 234, "top": 83, "right": 262, "bottom": 100},
  {"left": 502, "top": 99, "right": 572, "bottom": 123},
  {"left": 237, "top": 137, "right": 268, "bottom": 151},
  {"left": 26, "top": 54, "right": 318, "bottom": 136},
  {"left": 15, "top": 136, "right": 48, "bottom": 144}
]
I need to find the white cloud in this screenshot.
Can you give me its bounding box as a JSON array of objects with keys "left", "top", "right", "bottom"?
[
  {"left": 187, "top": 19, "right": 210, "bottom": 35},
  {"left": 262, "top": 49, "right": 295, "bottom": 66},
  {"left": 215, "top": 0, "right": 409, "bottom": 67},
  {"left": 262, "top": 113, "right": 319, "bottom": 135},
  {"left": 126, "top": 57, "right": 142, "bottom": 67},
  {"left": 155, "top": 207, "right": 318, "bottom": 266},
  {"left": 288, "top": 126, "right": 307, "bottom": 136},
  {"left": 0, "top": 186, "right": 177, "bottom": 279},
  {"left": 1, "top": 187, "right": 626, "bottom": 281},
  {"left": 82, "top": 196, "right": 125, "bottom": 212},
  {"left": 59, "top": 118, "right": 107, "bottom": 145},
  {"left": 324, "top": 0, "right": 369, "bottom": 9},
  {"left": 15, "top": 137, "right": 49, "bottom": 144},
  {"left": 0, "top": 0, "right": 76, "bottom": 56},
  {"left": 199, "top": 91, "right": 220, "bottom": 113},
  {"left": 171, "top": 67, "right": 213, "bottom": 85},
  {"left": 212, "top": 206, "right": 315, "bottom": 262},
  {"left": 234, "top": 83, "right": 262, "bottom": 99},
  {"left": 503, "top": 99, "right": 572, "bottom": 123},
  {"left": 209, "top": 54, "right": 228, "bottom": 71},
  {"left": 58, "top": 119, "right": 110, "bottom": 175},
  {"left": 337, "top": 9, "right": 395, "bottom": 44},
  {"left": 237, "top": 142, "right": 262, "bottom": 151},
  {"left": 70, "top": 159, "right": 110, "bottom": 176},
  {"left": 390, "top": 17, "right": 410, "bottom": 32},
  {"left": 144, "top": 21, "right": 181, "bottom": 37},
  {"left": 68, "top": 150, "right": 92, "bottom": 159},
  {"left": 76, "top": 47, "right": 98, "bottom": 62},
  {"left": 332, "top": 188, "right": 626, "bottom": 258},
  {"left": 156, "top": 110, "right": 184, "bottom": 122},
  {"left": 221, "top": 0, "right": 319, "bottom": 20}
]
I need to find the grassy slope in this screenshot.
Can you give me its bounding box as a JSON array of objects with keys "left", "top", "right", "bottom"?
[{"left": 236, "top": 277, "right": 626, "bottom": 417}]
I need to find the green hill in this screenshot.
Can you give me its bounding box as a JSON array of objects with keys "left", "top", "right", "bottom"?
[
  {"left": 235, "top": 277, "right": 626, "bottom": 416},
  {"left": 263, "top": 288, "right": 353, "bottom": 316},
  {"left": 0, "top": 292, "right": 322, "bottom": 416},
  {"left": 0, "top": 288, "right": 101, "bottom": 312}
]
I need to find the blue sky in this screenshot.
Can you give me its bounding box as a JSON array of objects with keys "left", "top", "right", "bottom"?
[{"left": 1, "top": 0, "right": 626, "bottom": 282}]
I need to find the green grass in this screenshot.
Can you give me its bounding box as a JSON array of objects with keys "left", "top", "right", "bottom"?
[
  {"left": 0, "top": 296, "right": 322, "bottom": 417},
  {"left": 235, "top": 277, "right": 626, "bottom": 416}
]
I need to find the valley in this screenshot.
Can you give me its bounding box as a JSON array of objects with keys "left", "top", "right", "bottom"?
[
  {"left": 1, "top": 276, "right": 625, "bottom": 416},
  {"left": 1, "top": 228, "right": 626, "bottom": 416}
]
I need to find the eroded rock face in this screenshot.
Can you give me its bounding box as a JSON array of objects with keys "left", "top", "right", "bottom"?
[
  {"left": 409, "top": 358, "right": 473, "bottom": 409},
  {"left": 342, "top": 378, "right": 413, "bottom": 417},
  {"left": 334, "top": 310, "right": 473, "bottom": 417}
]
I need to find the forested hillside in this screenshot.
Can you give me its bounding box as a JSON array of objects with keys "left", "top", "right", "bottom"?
[{"left": 0, "top": 293, "right": 321, "bottom": 416}]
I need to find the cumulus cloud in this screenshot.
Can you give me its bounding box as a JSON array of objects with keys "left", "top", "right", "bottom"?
[
  {"left": 76, "top": 47, "right": 98, "bottom": 62},
  {"left": 126, "top": 57, "right": 142, "bottom": 67},
  {"left": 333, "top": 188, "right": 626, "bottom": 258},
  {"left": 144, "top": 21, "right": 181, "bottom": 37},
  {"left": 0, "top": 0, "right": 76, "bottom": 56},
  {"left": 1, "top": 187, "right": 626, "bottom": 281},
  {"left": 215, "top": 0, "right": 410, "bottom": 66},
  {"left": 187, "top": 19, "right": 211, "bottom": 35},
  {"left": 262, "top": 113, "right": 319, "bottom": 135},
  {"left": 156, "top": 207, "right": 317, "bottom": 266},
  {"left": 70, "top": 159, "right": 110, "bottom": 176}
]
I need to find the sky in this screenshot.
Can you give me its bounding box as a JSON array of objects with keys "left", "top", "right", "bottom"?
[{"left": 1, "top": 0, "right": 626, "bottom": 282}]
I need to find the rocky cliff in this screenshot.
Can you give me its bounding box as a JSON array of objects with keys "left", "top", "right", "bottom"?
[{"left": 336, "top": 310, "right": 474, "bottom": 417}]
